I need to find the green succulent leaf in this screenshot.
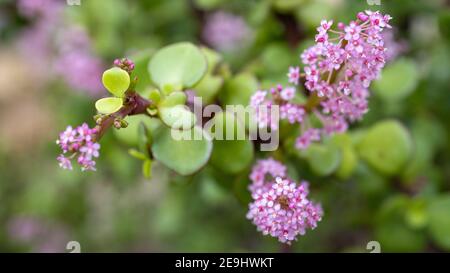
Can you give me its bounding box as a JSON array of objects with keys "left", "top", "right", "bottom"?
[
  {"left": 357, "top": 120, "right": 412, "bottom": 176},
  {"left": 201, "top": 46, "right": 222, "bottom": 74},
  {"left": 102, "top": 67, "right": 131, "bottom": 97},
  {"left": 428, "top": 195, "right": 450, "bottom": 250},
  {"left": 159, "top": 105, "right": 196, "bottom": 130},
  {"left": 193, "top": 75, "right": 223, "bottom": 104},
  {"left": 159, "top": 91, "right": 187, "bottom": 107},
  {"left": 373, "top": 58, "right": 419, "bottom": 101},
  {"left": 148, "top": 42, "right": 208, "bottom": 90},
  {"left": 220, "top": 73, "right": 259, "bottom": 106},
  {"left": 95, "top": 97, "right": 123, "bottom": 114},
  {"left": 209, "top": 111, "right": 254, "bottom": 174},
  {"left": 305, "top": 141, "right": 341, "bottom": 176},
  {"left": 330, "top": 133, "right": 358, "bottom": 179},
  {"left": 151, "top": 126, "right": 213, "bottom": 175}
]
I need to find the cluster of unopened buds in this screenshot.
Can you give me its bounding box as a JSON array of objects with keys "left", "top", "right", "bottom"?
[
  {"left": 247, "top": 158, "right": 323, "bottom": 244},
  {"left": 113, "top": 58, "right": 135, "bottom": 73},
  {"left": 250, "top": 10, "right": 392, "bottom": 150}
]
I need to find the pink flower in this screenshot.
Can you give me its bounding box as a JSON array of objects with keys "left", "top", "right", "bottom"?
[
  {"left": 57, "top": 155, "right": 72, "bottom": 170},
  {"left": 280, "top": 103, "right": 305, "bottom": 124},
  {"left": 250, "top": 90, "right": 267, "bottom": 108},
  {"left": 344, "top": 21, "right": 362, "bottom": 41},
  {"left": 249, "top": 158, "right": 287, "bottom": 191},
  {"left": 203, "top": 11, "right": 253, "bottom": 52},
  {"left": 295, "top": 128, "right": 321, "bottom": 150},
  {"left": 287, "top": 66, "right": 300, "bottom": 85},
  {"left": 54, "top": 51, "right": 104, "bottom": 96},
  {"left": 280, "top": 87, "right": 296, "bottom": 101},
  {"left": 56, "top": 123, "right": 100, "bottom": 171},
  {"left": 249, "top": 11, "right": 392, "bottom": 151},
  {"left": 247, "top": 176, "right": 323, "bottom": 244}
]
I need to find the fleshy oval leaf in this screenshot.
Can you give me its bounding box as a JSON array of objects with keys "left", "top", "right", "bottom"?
[
  {"left": 209, "top": 111, "right": 254, "bottom": 174},
  {"left": 148, "top": 42, "right": 208, "bottom": 89},
  {"left": 428, "top": 195, "right": 450, "bottom": 250},
  {"left": 151, "top": 125, "right": 212, "bottom": 175},
  {"left": 102, "top": 67, "right": 130, "bottom": 97},
  {"left": 159, "top": 91, "right": 187, "bottom": 108},
  {"left": 373, "top": 58, "right": 419, "bottom": 101},
  {"left": 95, "top": 97, "right": 123, "bottom": 114},
  {"left": 159, "top": 105, "right": 197, "bottom": 130},
  {"left": 220, "top": 73, "right": 259, "bottom": 106},
  {"left": 357, "top": 120, "right": 412, "bottom": 176},
  {"left": 306, "top": 141, "right": 341, "bottom": 176}
]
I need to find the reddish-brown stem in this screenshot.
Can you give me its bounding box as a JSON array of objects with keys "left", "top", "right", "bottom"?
[{"left": 93, "top": 91, "right": 152, "bottom": 141}]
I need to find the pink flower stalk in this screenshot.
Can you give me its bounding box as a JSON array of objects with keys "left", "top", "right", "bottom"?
[
  {"left": 203, "top": 11, "right": 253, "bottom": 52},
  {"left": 56, "top": 123, "right": 100, "bottom": 171},
  {"left": 247, "top": 159, "right": 323, "bottom": 244},
  {"left": 250, "top": 10, "right": 392, "bottom": 150}
]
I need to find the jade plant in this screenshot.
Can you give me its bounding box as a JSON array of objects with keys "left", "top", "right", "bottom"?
[{"left": 56, "top": 10, "right": 400, "bottom": 244}]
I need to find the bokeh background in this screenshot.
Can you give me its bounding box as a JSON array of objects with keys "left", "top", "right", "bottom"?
[{"left": 1, "top": 0, "right": 450, "bottom": 252}]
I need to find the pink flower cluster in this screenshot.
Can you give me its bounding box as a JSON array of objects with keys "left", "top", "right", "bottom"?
[
  {"left": 247, "top": 158, "right": 323, "bottom": 244},
  {"left": 56, "top": 123, "right": 100, "bottom": 171},
  {"left": 250, "top": 85, "right": 305, "bottom": 130},
  {"left": 250, "top": 11, "right": 392, "bottom": 150},
  {"left": 16, "top": 0, "right": 105, "bottom": 97},
  {"left": 203, "top": 11, "right": 253, "bottom": 52}
]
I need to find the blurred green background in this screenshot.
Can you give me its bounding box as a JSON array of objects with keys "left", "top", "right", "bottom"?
[{"left": 0, "top": 0, "right": 450, "bottom": 252}]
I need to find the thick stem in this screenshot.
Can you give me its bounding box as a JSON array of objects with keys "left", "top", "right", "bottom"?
[{"left": 93, "top": 91, "right": 152, "bottom": 141}]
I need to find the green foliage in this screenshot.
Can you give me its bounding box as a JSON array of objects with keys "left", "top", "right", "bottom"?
[
  {"left": 148, "top": 42, "right": 208, "bottom": 90},
  {"left": 209, "top": 111, "right": 254, "bottom": 174},
  {"left": 158, "top": 105, "right": 197, "bottom": 130},
  {"left": 151, "top": 126, "right": 213, "bottom": 175},
  {"left": 330, "top": 134, "right": 358, "bottom": 179},
  {"left": 357, "top": 120, "right": 413, "bottom": 176},
  {"left": 428, "top": 195, "right": 450, "bottom": 250},
  {"left": 220, "top": 73, "right": 259, "bottom": 106},
  {"left": 304, "top": 141, "right": 341, "bottom": 177},
  {"left": 373, "top": 58, "right": 419, "bottom": 101},
  {"left": 102, "top": 67, "right": 131, "bottom": 97},
  {"left": 95, "top": 97, "right": 123, "bottom": 114}
]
